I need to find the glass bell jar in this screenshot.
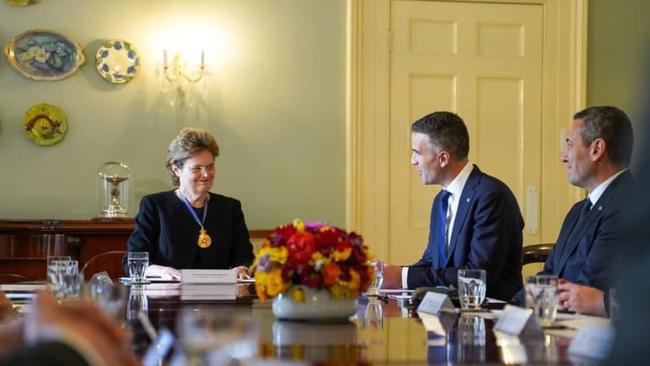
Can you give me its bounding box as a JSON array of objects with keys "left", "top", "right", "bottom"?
[{"left": 97, "top": 161, "right": 131, "bottom": 218}]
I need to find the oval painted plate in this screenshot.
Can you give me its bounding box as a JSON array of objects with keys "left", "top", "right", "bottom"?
[
  {"left": 4, "top": 30, "right": 85, "bottom": 81},
  {"left": 95, "top": 39, "right": 140, "bottom": 84},
  {"left": 22, "top": 103, "right": 68, "bottom": 146}
]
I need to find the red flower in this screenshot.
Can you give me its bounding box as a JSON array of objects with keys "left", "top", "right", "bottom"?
[{"left": 287, "top": 231, "right": 317, "bottom": 264}]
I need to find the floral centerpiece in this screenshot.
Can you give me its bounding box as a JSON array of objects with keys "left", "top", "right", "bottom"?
[{"left": 253, "top": 219, "right": 374, "bottom": 320}]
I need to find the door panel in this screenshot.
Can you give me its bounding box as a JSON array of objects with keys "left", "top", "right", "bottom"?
[{"left": 390, "top": 1, "right": 543, "bottom": 264}]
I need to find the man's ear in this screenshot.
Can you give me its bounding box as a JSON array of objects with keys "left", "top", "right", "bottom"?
[
  {"left": 590, "top": 138, "right": 606, "bottom": 162},
  {"left": 439, "top": 151, "right": 451, "bottom": 168}
]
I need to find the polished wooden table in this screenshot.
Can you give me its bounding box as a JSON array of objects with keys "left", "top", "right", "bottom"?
[{"left": 123, "top": 283, "right": 590, "bottom": 365}]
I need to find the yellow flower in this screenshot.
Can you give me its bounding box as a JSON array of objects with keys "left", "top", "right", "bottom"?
[
  {"left": 310, "top": 251, "right": 329, "bottom": 270},
  {"left": 347, "top": 269, "right": 361, "bottom": 291},
  {"left": 332, "top": 247, "right": 352, "bottom": 261},
  {"left": 329, "top": 283, "right": 346, "bottom": 299},
  {"left": 291, "top": 287, "right": 305, "bottom": 303},
  {"left": 266, "top": 268, "right": 288, "bottom": 297},
  {"left": 293, "top": 218, "right": 305, "bottom": 232}
]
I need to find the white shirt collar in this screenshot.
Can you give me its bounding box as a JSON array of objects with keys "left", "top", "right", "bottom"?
[
  {"left": 588, "top": 168, "right": 628, "bottom": 206},
  {"left": 444, "top": 161, "right": 474, "bottom": 199}
]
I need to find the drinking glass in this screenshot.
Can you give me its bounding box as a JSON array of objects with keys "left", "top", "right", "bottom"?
[
  {"left": 457, "top": 269, "right": 486, "bottom": 310},
  {"left": 177, "top": 307, "right": 258, "bottom": 366},
  {"left": 457, "top": 314, "right": 486, "bottom": 363},
  {"left": 85, "top": 272, "right": 127, "bottom": 319},
  {"left": 127, "top": 284, "right": 148, "bottom": 321},
  {"left": 525, "top": 275, "right": 558, "bottom": 327},
  {"left": 127, "top": 252, "right": 149, "bottom": 283},
  {"left": 368, "top": 260, "right": 384, "bottom": 296},
  {"left": 59, "top": 260, "right": 82, "bottom": 298},
  {"left": 47, "top": 256, "right": 72, "bottom": 296},
  {"left": 362, "top": 297, "right": 384, "bottom": 330}
]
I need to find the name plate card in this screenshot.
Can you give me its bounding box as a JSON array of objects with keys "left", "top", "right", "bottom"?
[
  {"left": 569, "top": 323, "right": 615, "bottom": 360},
  {"left": 494, "top": 305, "right": 538, "bottom": 335},
  {"left": 180, "top": 269, "right": 236, "bottom": 284},
  {"left": 417, "top": 292, "right": 456, "bottom": 315}
]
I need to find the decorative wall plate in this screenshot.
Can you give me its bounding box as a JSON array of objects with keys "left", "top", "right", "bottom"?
[
  {"left": 22, "top": 103, "right": 68, "bottom": 146},
  {"left": 4, "top": 30, "right": 85, "bottom": 81},
  {"left": 95, "top": 40, "right": 140, "bottom": 84},
  {"left": 7, "top": 0, "right": 40, "bottom": 6}
]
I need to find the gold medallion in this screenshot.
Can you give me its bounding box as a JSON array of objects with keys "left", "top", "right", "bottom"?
[{"left": 198, "top": 227, "right": 212, "bottom": 248}]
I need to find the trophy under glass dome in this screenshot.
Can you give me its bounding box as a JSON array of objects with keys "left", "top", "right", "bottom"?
[{"left": 98, "top": 161, "right": 131, "bottom": 218}]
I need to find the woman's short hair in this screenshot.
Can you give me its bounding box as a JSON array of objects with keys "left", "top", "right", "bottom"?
[{"left": 166, "top": 127, "right": 219, "bottom": 186}]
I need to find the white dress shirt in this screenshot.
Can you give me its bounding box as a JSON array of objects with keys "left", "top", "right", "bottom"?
[
  {"left": 587, "top": 168, "right": 628, "bottom": 208},
  {"left": 401, "top": 162, "right": 474, "bottom": 288}
]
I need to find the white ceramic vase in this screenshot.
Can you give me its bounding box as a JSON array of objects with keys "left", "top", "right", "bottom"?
[{"left": 272, "top": 286, "right": 357, "bottom": 321}]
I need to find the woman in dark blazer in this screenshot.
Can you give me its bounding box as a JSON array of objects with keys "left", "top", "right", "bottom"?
[{"left": 124, "top": 128, "right": 254, "bottom": 280}]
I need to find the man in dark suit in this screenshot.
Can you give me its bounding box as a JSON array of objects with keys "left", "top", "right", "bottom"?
[
  {"left": 383, "top": 111, "right": 524, "bottom": 301},
  {"left": 527, "top": 106, "right": 634, "bottom": 314}
]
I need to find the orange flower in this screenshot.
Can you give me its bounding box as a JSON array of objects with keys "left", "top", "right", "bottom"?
[{"left": 323, "top": 262, "right": 342, "bottom": 286}]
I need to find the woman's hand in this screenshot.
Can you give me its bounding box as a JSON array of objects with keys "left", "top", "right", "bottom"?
[
  {"left": 233, "top": 266, "right": 251, "bottom": 280},
  {"left": 145, "top": 264, "right": 181, "bottom": 281}
]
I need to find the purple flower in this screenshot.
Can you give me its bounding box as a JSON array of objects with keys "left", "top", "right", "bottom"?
[{"left": 257, "top": 254, "right": 271, "bottom": 271}]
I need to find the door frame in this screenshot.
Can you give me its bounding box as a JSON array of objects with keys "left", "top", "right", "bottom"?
[{"left": 345, "top": 0, "right": 589, "bottom": 260}]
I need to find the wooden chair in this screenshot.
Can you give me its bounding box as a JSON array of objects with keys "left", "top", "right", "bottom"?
[
  {"left": 80, "top": 250, "right": 126, "bottom": 279},
  {"left": 0, "top": 273, "right": 32, "bottom": 284},
  {"left": 522, "top": 243, "right": 554, "bottom": 265}
]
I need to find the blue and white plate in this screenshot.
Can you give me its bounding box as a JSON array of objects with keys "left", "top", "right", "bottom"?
[
  {"left": 95, "top": 39, "right": 140, "bottom": 84},
  {"left": 4, "top": 30, "right": 85, "bottom": 81}
]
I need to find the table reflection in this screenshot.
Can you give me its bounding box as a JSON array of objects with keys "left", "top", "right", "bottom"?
[{"left": 1, "top": 283, "right": 582, "bottom": 364}]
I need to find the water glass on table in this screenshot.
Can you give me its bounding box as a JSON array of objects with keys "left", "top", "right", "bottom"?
[
  {"left": 127, "top": 251, "right": 149, "bottom": 283},
  {"left": 368, "top": 260, "right": 384, "bottom": 296},
  {"left": 457, "top": 269, "right": 486, "bottom": 310},
  {"left": 59, "top": 260, "right": 82, "bottom": 298},
  {"left": 47, "top": 256, "right": 72, "bottom": 295},
  {"left": 525, "top": 275, "right": 558, "bottom": 327}
]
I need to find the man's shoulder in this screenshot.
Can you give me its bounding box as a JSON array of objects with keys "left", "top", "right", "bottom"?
[{"left": 470, "top": 168, "right": 514, "bottom": 195}]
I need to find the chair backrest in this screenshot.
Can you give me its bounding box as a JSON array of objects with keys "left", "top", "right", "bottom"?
[
  {"left": 0, "top": 273, "right": 32, "bottom": 284},
  {"left": 522, "top": 243, "right": 554, "bottom": 265},
  {"left": 80, "top": 250, "right": 126, "bottom": 279}
]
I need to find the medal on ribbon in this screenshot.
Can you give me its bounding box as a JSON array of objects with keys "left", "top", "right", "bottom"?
[{"left": 179, "top": 191, "right": 212, "bottom": 248}]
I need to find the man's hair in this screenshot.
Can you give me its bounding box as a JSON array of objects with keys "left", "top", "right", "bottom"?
[
  {"left": 573, "top": 106, "right": 634, "bottom": 167},
  {"left": 411, "top": 111, "right": 469, "bottom": 160}
]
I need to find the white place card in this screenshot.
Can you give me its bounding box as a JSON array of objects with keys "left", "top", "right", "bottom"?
[
  {"left": 180, "top": 284, "right": 238, "bottom": 300},
  {"left": 494, "top": 305, "right": 538, "bottom": 335},
  {"left": 419, "top": 311, "right": 458, "bottom": 335},
  {"left": 568, "top": 323, "right": 615, "bottom": 360},
  {"left": 417, "top": 292, "right": 455, "bottom": 315},
  {"left": 180, "top": 269, "right": 236, "bottom": 284}
]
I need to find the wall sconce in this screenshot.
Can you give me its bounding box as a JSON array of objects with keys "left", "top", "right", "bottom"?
[{"left": 159, "top": 49, "right": 207, "bottom": 98}]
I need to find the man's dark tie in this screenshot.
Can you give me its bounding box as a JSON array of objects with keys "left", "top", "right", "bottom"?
[{"left": 432, "top": 190, "right": 451, "bottom": 268}]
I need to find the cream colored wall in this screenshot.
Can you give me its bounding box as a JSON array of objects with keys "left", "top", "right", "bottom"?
[
  {"left": 587, "top": 0, "right": 650, "bottom": 125},
  {"left": 0, "top": 0, "right": 346, "bottom": 229}
]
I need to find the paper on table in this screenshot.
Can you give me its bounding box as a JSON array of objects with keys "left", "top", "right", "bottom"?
[
  {"left": 379, "top": 289, "right": 414, "bottom": 294},
  {"left": 180, "top": 284, "right": 238, "bottom": 300},
  {"left": 0, "top": 284, "right": 47, "bottom": 292},
  {"left": 119, "top": 277, "right": 179, "bottom": 283},
  {"left": 6, "top": 292, "right": 36, "bottom": 300}
]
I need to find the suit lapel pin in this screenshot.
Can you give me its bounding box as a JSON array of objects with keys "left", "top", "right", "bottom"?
[
  {"left": 598, "top": 206, "right": 603, "bottom": 211},
  {"left": 466, "top": 198, "right": 470, "bottom": 202}
]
